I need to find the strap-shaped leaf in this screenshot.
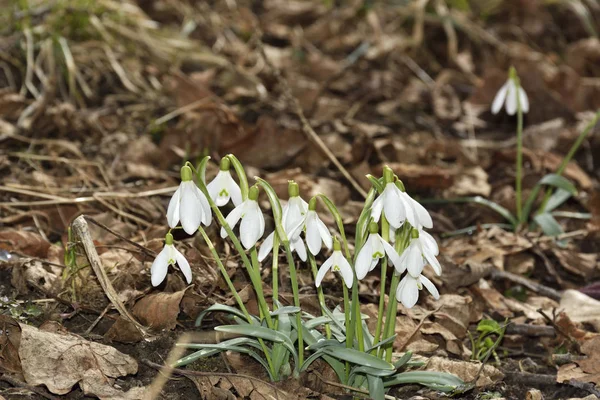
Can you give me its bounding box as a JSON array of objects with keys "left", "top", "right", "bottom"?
[
  {"left": 322, "top": 346, "right": 395, "bottom": 370},
  {"left": 255, "top": 177, "right": 285, "bottom": 241},
  {"left": 383, "top": 371, "right": 465, "bottom": 392},
  {"left": 355, "top": 187, "right": 377, "bottom": 252},
  {"left": 367, "top": 374, "right": 385, "bottom": 400},
  {"left": 195, "top": 304, "right": 259, "bottom": 327},
  {"left": 366, "top": 174, "right": 384, "bottom": 193},
  {"left": 534, "top": 212, "right": 563, "bottom": 237},
  {"left": 538, "top": 174, "right": 577, "bottom": 195},
  {"left": 173, "top": 348, "right": 220, "bottom": 367},
  {"left": 393, "top": 351, "right": 412, "bottom": 368},
  {"left": 226, "top": 154, "right": 249, "bottom": 201},
  {"left": 306, "top": 339, "right": 344, "bottom": 351},
  {"left": 195, "top": 156, "right": 211, "bottom": 185},
  {"left": 545, "top": 189, "right": 572, "bottom": 213},
  {"left": 365, "top": 334, "right": 397, "bottom": 352},
  {"left": 270, "top": 306, "right": 301, "bottom": 317}
]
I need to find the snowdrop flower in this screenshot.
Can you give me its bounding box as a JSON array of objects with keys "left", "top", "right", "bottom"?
[
  {"left": 167, "top": 165, "right": 212, "bottom": 235},
  {"left": 206, "top": 157, "right": 242, "bottom": 207},
  {"left": 370, "top": 167, "right": 433, "bottom": 230},
  {"left": 355, "top": 222, "right": 402, "bottom": 280},
  {"left": 491, "top": 66, "right": 529, "bottom": 116},
  {"left": 315, "top": 238, "right": 353, "bottom": 289},
  {"left": 395, "top": 228, "right": 441, "bottom": 277},
  {"left": 151, "top": 233, "right": 192, "bottom": 286},
  {"left": 258, "top": 181, "right": 308, "bottom": 261},
  {"left": 220, "top": 185, "right": 265, "bottom": 249},
  {"left": 305, "top": 198, "right": 332, "bottom": 256},
  {"left": 396, "top": 271, "right": 439, "bottom": 308}
]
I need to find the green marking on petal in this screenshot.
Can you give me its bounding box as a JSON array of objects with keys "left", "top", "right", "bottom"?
[
  {"left": 372, "top": 251, "right": 384, "bottom": 259},
  {"left": 219, "top": 188, "right": 229, "bottom": 197},
  {"left": 333, "top": 265, "right": 340, "bottom": 272},
  {"left": 168, "top": 258, "right": 175, "bottom": 265}
]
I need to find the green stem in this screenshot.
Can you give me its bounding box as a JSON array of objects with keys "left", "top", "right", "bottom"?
[
  {"left": 197, "top": 227, "right": 275, "bottom": 376},
  {"left": 342, "top": 283, "right": 351, "bottom": 381},
  {"left": 271, "top": 234, "right": 280, "bottom": 308},
  {"left": 282, "top": 242, "right": 304, "bottom": 367},
  {"left": 351, "top": 276, "right": 364, "bottom": 352},
  {"left": 309, "top": 253, "right": 331, "bottom": 339},
  {"left": 372, "top": 215, "right": 390, "bottom": 355},
  {"left": 382, "top": 272, "right": 400, "bottom": 361},
  {"left": 515, "top": 80, "right": 524, "bottom": 225},
  {"left": 536, "top": 110, "right": 600, "bottom": 215}
]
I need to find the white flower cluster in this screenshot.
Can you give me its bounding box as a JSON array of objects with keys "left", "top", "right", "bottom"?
[{"left": 152, "top": 158, "right": 442, "bottom": 309}]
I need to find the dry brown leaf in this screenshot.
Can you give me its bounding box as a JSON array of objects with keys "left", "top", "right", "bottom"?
[
  {"left": 104, "top": 317, "right": 145, "bottom": 343},
  {"left": 560, "top": 290, "right": 600, "bottom": 332},
  {"left": 443, "top": 166, "right": 491, "bottom": 197},
  {"left": 553, "top": 249, "right": 598, "bottom": 279},
  {"left": 0, "top": 315, "right": 22, "bottom": 376},
  {"left": 576, "top": 336, "right": 600, "bottom": 374},
  {"left": 425, "top": 356, "right": 504, "bottom": 387},
  {"left": 19, "top": 324, "right": 141, "bottom": 398},
  {"left": 557, "top": 363, "right": 600, "bottom": 385},
  {"left": 0, "top": 230, "right": 52, "bottom": 259},
  {"left": 132, "top": 288, "right": 189, "bottom": 331}
]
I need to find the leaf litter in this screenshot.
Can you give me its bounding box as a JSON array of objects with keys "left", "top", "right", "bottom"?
[{"left": 0, "top": 0, "right": 599, "bottom": 399}]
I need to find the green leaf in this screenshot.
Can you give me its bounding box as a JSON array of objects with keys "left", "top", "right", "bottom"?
[
  {"left": 173, "top": 348, "right": 220, "bottom": 367},
  {"left": 367, "top": 375, "right": 385, "bottom": 400},
  {"left": 538, "top": 174, "right": 577, "bottom": 195},
  {"left": 476, "top": 319, "right": 501, "bottom": 334},
  {"left": 545, "top": 189, "right": 572, "bottom": 213},
  {"left": 534, "top": 212, "right": 563, "bottom": 237},
  {"left": 195, "top": 304, "right": 258, "bottom": 327},
  {"left": 421, "top": 196, "right": 518, "bottom": 228},
  {"left": 195, "top": 156, "right": 211, "bottom": 185},
  {"left": 354, "top": 187, "right": 377, "bottom": 251},
  {"left": 393, "top": 352, "right": 412, "bottom": 369},
  {"left": 304, "top": 314, "right": 347, "bottom": 330},
  {"left": 383, "top": 371, "right": 465, "bottom": 392},
  {"left": 366, "top": 174, "right": 384, "bottom": 193},
  {"left": 366, "top": 334, "right": 397, "bottom": 353},
  {"left": 317, "top": 194, "right": 349, "bottom": 256},
  {"left": 350, "top": 365, "right": 396, "bottom": 379},
  {"left": 255, "top": 178, "right": 286, "bottom": 240},
  {"left": 300, "top": 349, "right": 326, "bottom": 372},
  {"left": 226, "top": 154, "right": 249, "bottom": 201},
  {"left": 322, "top": 346, "right": 395, "bottom": 371},
  {"left": 270, "top": 306, "right": 301, "bottom": 317},
  {"left": 307, "top": 339, "right": 344, "bottom": 351}
]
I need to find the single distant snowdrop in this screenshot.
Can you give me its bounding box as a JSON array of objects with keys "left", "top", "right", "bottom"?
[
  {"left": 167, "top": 165, "right": 212, "bottom": 235},
  {"left": 305, "top": 198, "right": 332, "bottom": 256},
  {"left": 396, "top": 228, "right": 441, "bottom": 277},
  {"left": 491, "top": 66, "right": 529, "bottom": 116},
  {"left": 258, "top": 181, "right": 309, "bottom": 261},
  {"left": 315, "top": 238, "right": 353, "bottom": 289},
  {"left": 355, "top": 222, "right": 402, "bottom": 280},
  {"left": 220, "top": 185, "right": 265, "bottom": 249},
  {"left": 207, "top": 157, "right": 242, "bottom": 207},
  {"left": 151, "top": 233, "right": 192, "bottom": 286},
  {"left": 396, "top": 270, "right": 439, "bottom": 308}
]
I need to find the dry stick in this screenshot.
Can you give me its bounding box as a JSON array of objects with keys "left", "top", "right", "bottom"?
[
  {"left": 397, "top": 306, "right": 442, "bottom": 352},
  {"left": 254, "top": 35, "right": 368, "bottom": 199},
  {"left": 489, "top": 269, "right": 562, "bottom": 301},
  {"left": 71, "top": 215, "right": 147, "bottom": 337},
  {"left": 505, "top": 323, "right": 555, "bottom": 337},
  {"left": 0, "top": 375, "right": 60, "bottom": 400}
]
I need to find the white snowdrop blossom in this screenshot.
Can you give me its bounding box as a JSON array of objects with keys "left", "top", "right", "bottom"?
[
  {"left": 167, "top": 165, "right": 211, "bottom": 235},
  {"left": 206, "top": 157, "right": 242, "bottom": 207},
  {"left": 305, "top": 208, "right": 333, "bottom": 256},
  {"left": 220, "top": 186, "right": 265, "bottom": 250},
  {"left": 315, "top": 239, "right": 353, "bottom": 289},
  {"left": 395, "top": 228, "right": 441, "bottom": 277},
  {"left": 491, "top": 67, "right": 529, "bottom": 116},
  {"left": 151, "top": 233, "right": 192, "bottom": 286},
  {"left": 370, "top": 168, "right": 432, "bottom": 230},
  {"left": 396, "top": 271, "right": 439, "bottom": 309},
  {"left": 355, "top": 222, "right": 402, "bottom": 280},
  {"left": 258, "top": 182, "right": 309, "bottom": 261}
]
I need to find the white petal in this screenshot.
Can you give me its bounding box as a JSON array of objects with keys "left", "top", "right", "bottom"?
[
  {"left": 383, "top": 185, "right": 403, "bottom": 228},
  {"left": 505, "top": 81, "right": 517, "bottom": 115},
  {"left": 491, "top": 81, "right": 509, "bottom": 115},
  {"left": 285, "top": 198, "right": 307, "bottom": 237},
  {"left": 424, "top": 249, "right": 442, "bottom": 276},
  {"left": 220, "top": 203, "right": 244, "bottom": 238},
  {"left": 305, "top": 213, "right": 322, "bottom": 256},
  {"left": 180, "top": 181, "right": 202, "bottom": 235},
  {"left": 410, "top": 197, "right": 433, "bottom": 229},
  {"left": 316, "top": 217, "right": 332, "bottom": 250},
  {"left": 420, "top": 275, "right": 439, "bottom": 299},
  {"left": 174, "top": 247, "right": 192, "bottom": 284},
  {"left": 399, "top": 192, "right": 417, "bottom": 228},
  {"left": 196, "top": 186, "right": 212, "bottom": 226},
  {"left": 240, "top": 202, "right": 261, "bottom": 249},
  {"left": 370, "top": 195, "right": 384, "bottom": 222},
  {"left": 292, "top": 236, "right": 307, "bottom": 261},
  {"left": 315, "top": 256, "right": 334, "bottom": 287},
  {"left": 518, "top": 87, "right": 529, "bottom": 113},
  {"left": 399, "top": 275, "right": 419, "bottom": 308},
  {"left": 336, "top": 254, "right": 354, "bottom": 289},
  {"left": 227, "top": 175, "right": 243, "bottom": 206},
  {"left": 151, "top": 247, "right": 171, "bottom": 287},
  {"left": 419, "top": 230, "right": 439, "bottom": 256},
  {"left": 381, "top": 236, "right": 402, "bottom": 268},
  {"left": 206, "top": 172, "right": 221, "bottom": 204},
  {"left": 406, "top": 242, "right": 424, "bottom": 277},
  {"left": 258, "top": 231, "right": 275, "bottom": 262},
  {"left": 355, "top": 237, "right": 374, "bottom": 280},
  {"left": 166, "top": 186, "right": 181, "bottom": 228}
]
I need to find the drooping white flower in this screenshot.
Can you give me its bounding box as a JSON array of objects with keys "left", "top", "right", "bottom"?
[
  {"left": 220, "top": 186, "right": 265, "bottom": 249},
  {"left": 355, "top": 222, "right": 402, "bottom": 280},
  {"left": 167, "top": 165, "right": 212, "bottom": 234},
  {"left": 305, "top": 207, "right": 332, "bottom": 256},
  {"left": 258, "top": 182, "right": 309, "bottom": 261},
  {"left": 491, "top": 67, "right": 529, "bottom": 116},
  {"left": 396, "top": 272, "right": 439, "bottom": 308},
  {"left": 151, "top": 233, "right": 192, "bottom": 286},
  {"left": 315, "top": 239, "right": 353, "bottom": 289},
  {"left": 206, "top": 157, "right": 242, "bottom": 207},
  {"left": 395, "top": 228, "right": 441, "bottom": 277}
]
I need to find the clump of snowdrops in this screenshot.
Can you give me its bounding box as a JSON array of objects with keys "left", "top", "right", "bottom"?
[{"left": 151, "top": 154, "right": 466, "bottom": 399}]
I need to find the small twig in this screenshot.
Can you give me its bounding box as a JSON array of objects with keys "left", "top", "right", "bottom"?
[
  {"left": 254, "top": 34, "right": 368, "bottom": 199},
  {"left": 398, "top": 306, "right": 442, "bottom": 351},
  {"left": 537, "top": 309, "right": 580, "bottom": 352},
  {"left": 85, "top": 216, "right": 156, "bottom": 258},
  {"left": 0, "top": 375, "right": 60, "bottom": 400},
  {"left": 490, "top": 269, "right": 562, "bottom": 301},
  {"left": 71, "top": 215, "right": 147, "bottom": 337},
  {"left": 505, "top": 323, "right": 555, "bottom": 337}
]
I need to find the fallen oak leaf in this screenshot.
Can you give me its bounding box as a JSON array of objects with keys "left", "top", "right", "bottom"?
[
  {"left": 132, "top": 287, "right": 190, "bottom": 331},
  {"left": 0, "top": 315, "right": 22, "bottom": 377}
]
